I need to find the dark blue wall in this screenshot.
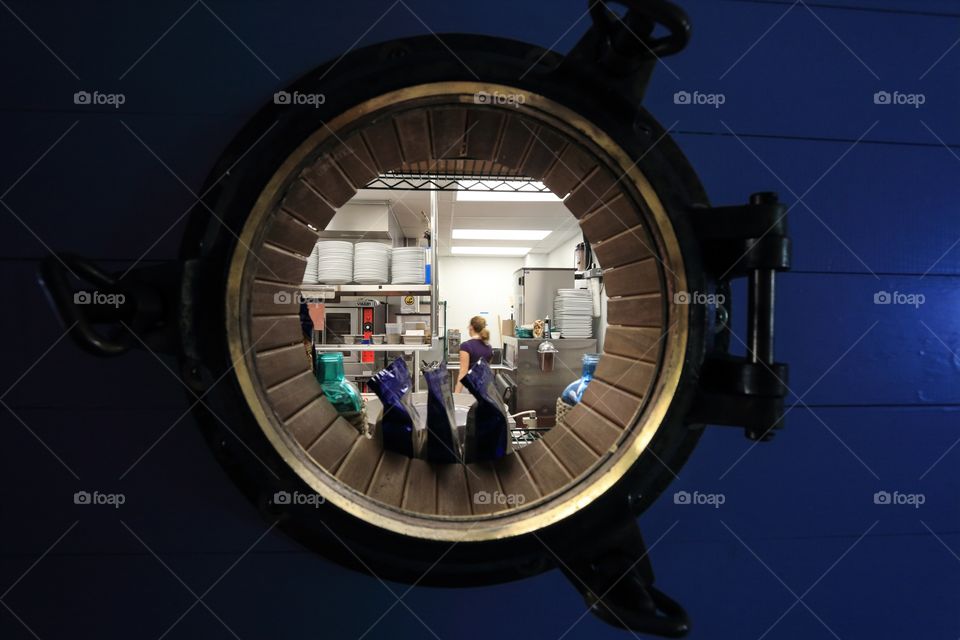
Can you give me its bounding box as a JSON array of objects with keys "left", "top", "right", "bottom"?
[{"left": 2, "top": 1, "right": 958, "bottom": 638}]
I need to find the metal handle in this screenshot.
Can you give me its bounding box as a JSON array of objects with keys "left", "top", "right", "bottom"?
[
  {"left": 38, "top": 253, "right": 178, "bottom": 357},
  {"left": 589, "top": 0, "right": 692, "bottom": 59},
  {"left": 39, "top": 254, "right": 137, "bottom": 356},
  {"left": 561, "top": 520, "right": 690, "bottom": 637}
]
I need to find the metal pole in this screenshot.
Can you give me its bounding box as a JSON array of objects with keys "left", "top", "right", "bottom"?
[{"left": 430, "top": 188, "right": 439, "bottom": 344}]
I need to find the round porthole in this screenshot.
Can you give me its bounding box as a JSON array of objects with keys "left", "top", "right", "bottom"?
[
  {"left": 41, "top": 2, "right": 792, "bottom": 635},
  {"left": 228, "top": 81, "right": 686, "bottom": 540}
]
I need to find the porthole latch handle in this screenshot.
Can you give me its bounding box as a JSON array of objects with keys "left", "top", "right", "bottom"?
[
  {"left": 566, "top": 0, "right": 691, "bottom": 103},
  {"left": 562, "top": 520, "right": 690, "bottom": 637},
  {"left": 39, "top": 253, "right": 181, "bottom": 357},
  {"left": 688, "top": 192, "right": 792, "bottom": 440}
]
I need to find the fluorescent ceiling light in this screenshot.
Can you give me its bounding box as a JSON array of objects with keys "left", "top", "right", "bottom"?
[
  {"left": 452, "top": 229, "right": 552, "bottom": 241},
  {"left": 455, "top": 180, "right": 562, "bottom": 202},
  {"left": 451, "top": 246, "right": 532, "bottom": 256}
]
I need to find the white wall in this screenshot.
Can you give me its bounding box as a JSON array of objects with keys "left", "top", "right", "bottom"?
[
  {"left": 523, "top": 253, "right": 548, "bottom": 267},
  {"left": 438, "top": 256, "right": 523, "bottom": 347},
  {"left": 546, "top": 232, "right": 582, "bottom": 268}
]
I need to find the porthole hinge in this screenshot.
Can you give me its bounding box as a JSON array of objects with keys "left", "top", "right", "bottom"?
[{"left": 687, "top": 192, "right": 792, "bottom": 441}]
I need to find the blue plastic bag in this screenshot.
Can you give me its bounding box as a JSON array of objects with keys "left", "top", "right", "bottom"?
[
  {"left": 422, "top": 365, "right": 460, "bottom": 463},
  {"left": 368, "top": 357, "right": 419, "bottom": 458},
  {"left": 461, "top": 359, "right": 509, "bottom": 461}
]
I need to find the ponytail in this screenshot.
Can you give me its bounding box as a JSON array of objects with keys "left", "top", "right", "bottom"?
[{"left": 469, "top": 316, "right": 490, "bottom": 344}]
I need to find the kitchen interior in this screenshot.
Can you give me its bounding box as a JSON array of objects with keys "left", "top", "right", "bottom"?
[{"left": 300, "top": 174, "right": 608, "bottom": 462}]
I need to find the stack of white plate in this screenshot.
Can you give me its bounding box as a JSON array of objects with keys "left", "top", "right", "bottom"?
[
  {"left": 315, "top": 240, "right": 354, "bottom": 284},
  {"left": 392, "top": 247, "right": 426, "bottom": 284},
  {"left": 553, "top": 288, "right": 593, "bottom": 338},
  {"left": 353, "top": 242, "right": 391, "bottom": 284},
  {"left": 302, "top": 244, "right": 319, "bottom": 284}
]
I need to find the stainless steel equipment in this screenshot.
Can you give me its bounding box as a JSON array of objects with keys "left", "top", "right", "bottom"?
[
  {"left": 502, "top": 336, "right": 598, "bottom": 427},
  {"left": 513, "top": 267, "right": 575, "bottom": 326},
  {"left": 537, "top": 340, "right": 559, "bottom": 373},
  {"left": 446, "top": 329, "right": 461, "bottom": 363},
  {"left": 318, "top": 300, "right": 388, "bottom": 384}
]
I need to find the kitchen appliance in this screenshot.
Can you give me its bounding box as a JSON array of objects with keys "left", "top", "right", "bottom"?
[
  {"left": 513, "top": 267, "right": 575, "bottom": 326},
  {"left": 40, "top": 3, "right": 792, "bottom": 634},
  {"left": 502, "top": 336, "right": 598, "bottom": 428},
  {"left": 320, "top": 299, "right": 386, "bottom": 375},
  {"left": 446, "top": 329, "right": 461, "bottom": 363}
]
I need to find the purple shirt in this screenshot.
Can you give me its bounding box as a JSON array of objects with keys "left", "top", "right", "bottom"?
[{"left": 460, "top": 338, "right": 493, "bottom": 368}]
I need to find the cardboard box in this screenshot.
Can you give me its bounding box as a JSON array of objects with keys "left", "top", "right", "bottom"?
[{"left": 501, "top": 319, "right": 515, "bottom": 338}]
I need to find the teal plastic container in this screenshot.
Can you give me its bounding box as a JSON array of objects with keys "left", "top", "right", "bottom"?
[{"left": 314, "top": 352, "right": 362, "bottom": 413}]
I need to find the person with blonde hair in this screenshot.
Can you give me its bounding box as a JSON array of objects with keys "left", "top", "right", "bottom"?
[{"left": 455, "top": 315, "right": 494, "bottom": 393}]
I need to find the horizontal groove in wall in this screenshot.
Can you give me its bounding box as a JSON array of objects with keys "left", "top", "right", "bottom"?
[{"left": 718, "top": 0, "right": 960, "bottom": 19}]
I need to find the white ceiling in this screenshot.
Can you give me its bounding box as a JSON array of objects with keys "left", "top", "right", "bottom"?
[{"left": 351, "top": 188, "right": 582, "bottom": 257}]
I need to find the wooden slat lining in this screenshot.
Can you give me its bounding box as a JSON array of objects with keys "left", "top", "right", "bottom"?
[
  {"left": 580, "top": 379, "right": 643, "bottom": 430},
  {"left": 280, "top": 180, "right": 336, "bottom": 231},
  {"left": 563, "top": 167, "right": 620, "bottom": 219},
  {"left": 255, "top": 344, "right": 310, "bottom": 388},
  {"left": 465, "top": 110, "right": 505, "bottom": 161},
  {"left": 436, "top": 464, "right": 472, "bottom": 516},
  {"left": 430, "top": 108, "right": 468, "bottom": 159},
  {"left": 402, "top": 459, "right": 437, "bottom": 514},
  {"left": 542, "top": 144, "right": 595, "bottom": 198},
  {"left": 301, "top": 158, "right": 356, "bottom": 208},
  {"left": 250, "top": 316, "right": 302, "bottom": 351},
  {"left": 563, "top": 403, "right": 623, "bottom": 455},
  {"left": 520, "top": 126, "right": 566, "bottom": 182},
  {"left": 579, "top": 194, "right": 637, "bottom": 243},
  {"left": 362, "top": 118, "right": 404, "bottom": 172},
  {"left": 367, "top": 451, "right": 410, "bottom": 507},
  {"left": 305, "top": 418, "right": 362, "bottom": 472},
  {"left": 251, "top": 281, "right": 301, "bottom": 316},
  {"left": 540, "top": 423, "right": 600, "bottom": 477},
  {"left": 255, "top": 243, "right": 307, "bottom": 284},
  {"left": 394, "top": 110, "right": 431, "bottom": 163},
  {"left": 605, "top": 259, "right": 659, "bottom": 297},
  {"left": 266, "top": 370, "right": 321, "bottom": 421},
  {"left": 337, "top": 437, "right": 383, "bottom": 493},
  {"left": 603, "top": 326, "right": 664, "bottom": 362},
  {"left": 606, "top": 294, "right": 663, "bottom": 328},
  {"left": 495, "top": 115, "right": 534, "bottom": 169},
  {"left": 265, "top": 211, "right": 318, "bottom": 256},
  {"left": 594, "top": 353, "right": 655, "bottom": 396},
  {"left": 593, "top": 226, "right": 655, "bottom": 269},
  {"left": 493, "top": 450, "right": 541, "bottom": 505},
  {"left": 285, "top": 396, "right": 339, "bottom": 448},
  {"left": 517, "top": 443, "right": 573, "bottom": 497},
  {"left": 335, "top": 135, "right": 379, "bottom": 188},
  {"left": 465, "top": 461, "right": 504, "bottom": 515}
]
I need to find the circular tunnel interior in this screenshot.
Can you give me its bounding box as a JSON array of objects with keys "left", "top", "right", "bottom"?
[{"left": 225, "top": 83, "right": 689, "bottom": 540}]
